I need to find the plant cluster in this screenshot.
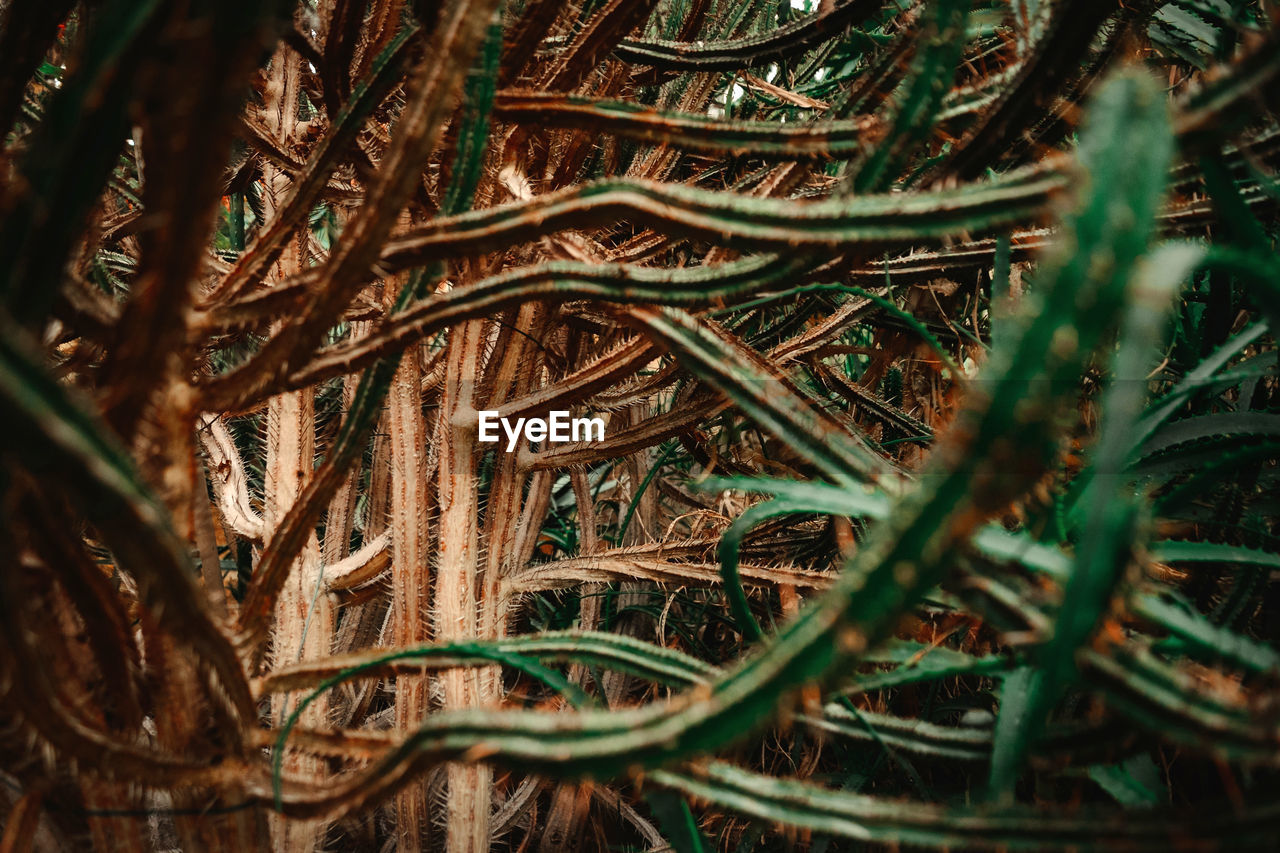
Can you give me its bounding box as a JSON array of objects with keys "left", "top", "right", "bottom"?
[{"left": 1, "top": 0, "right": 1278, "bottom": 850}]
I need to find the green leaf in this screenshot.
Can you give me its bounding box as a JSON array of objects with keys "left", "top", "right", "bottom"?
[
  {"left": 987, "top": 68, "right": 1177, "bottom": 801},
  {"left": 1088, "top": 754, "right": 1167, "bottom": 808},
  {"left": 644, "top": 789, "right": 711, "bottom": 853}
]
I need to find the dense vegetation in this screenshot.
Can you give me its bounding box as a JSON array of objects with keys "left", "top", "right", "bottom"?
[{"left": 1, "top": 0, "right": 1279, "bottom": 850}]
